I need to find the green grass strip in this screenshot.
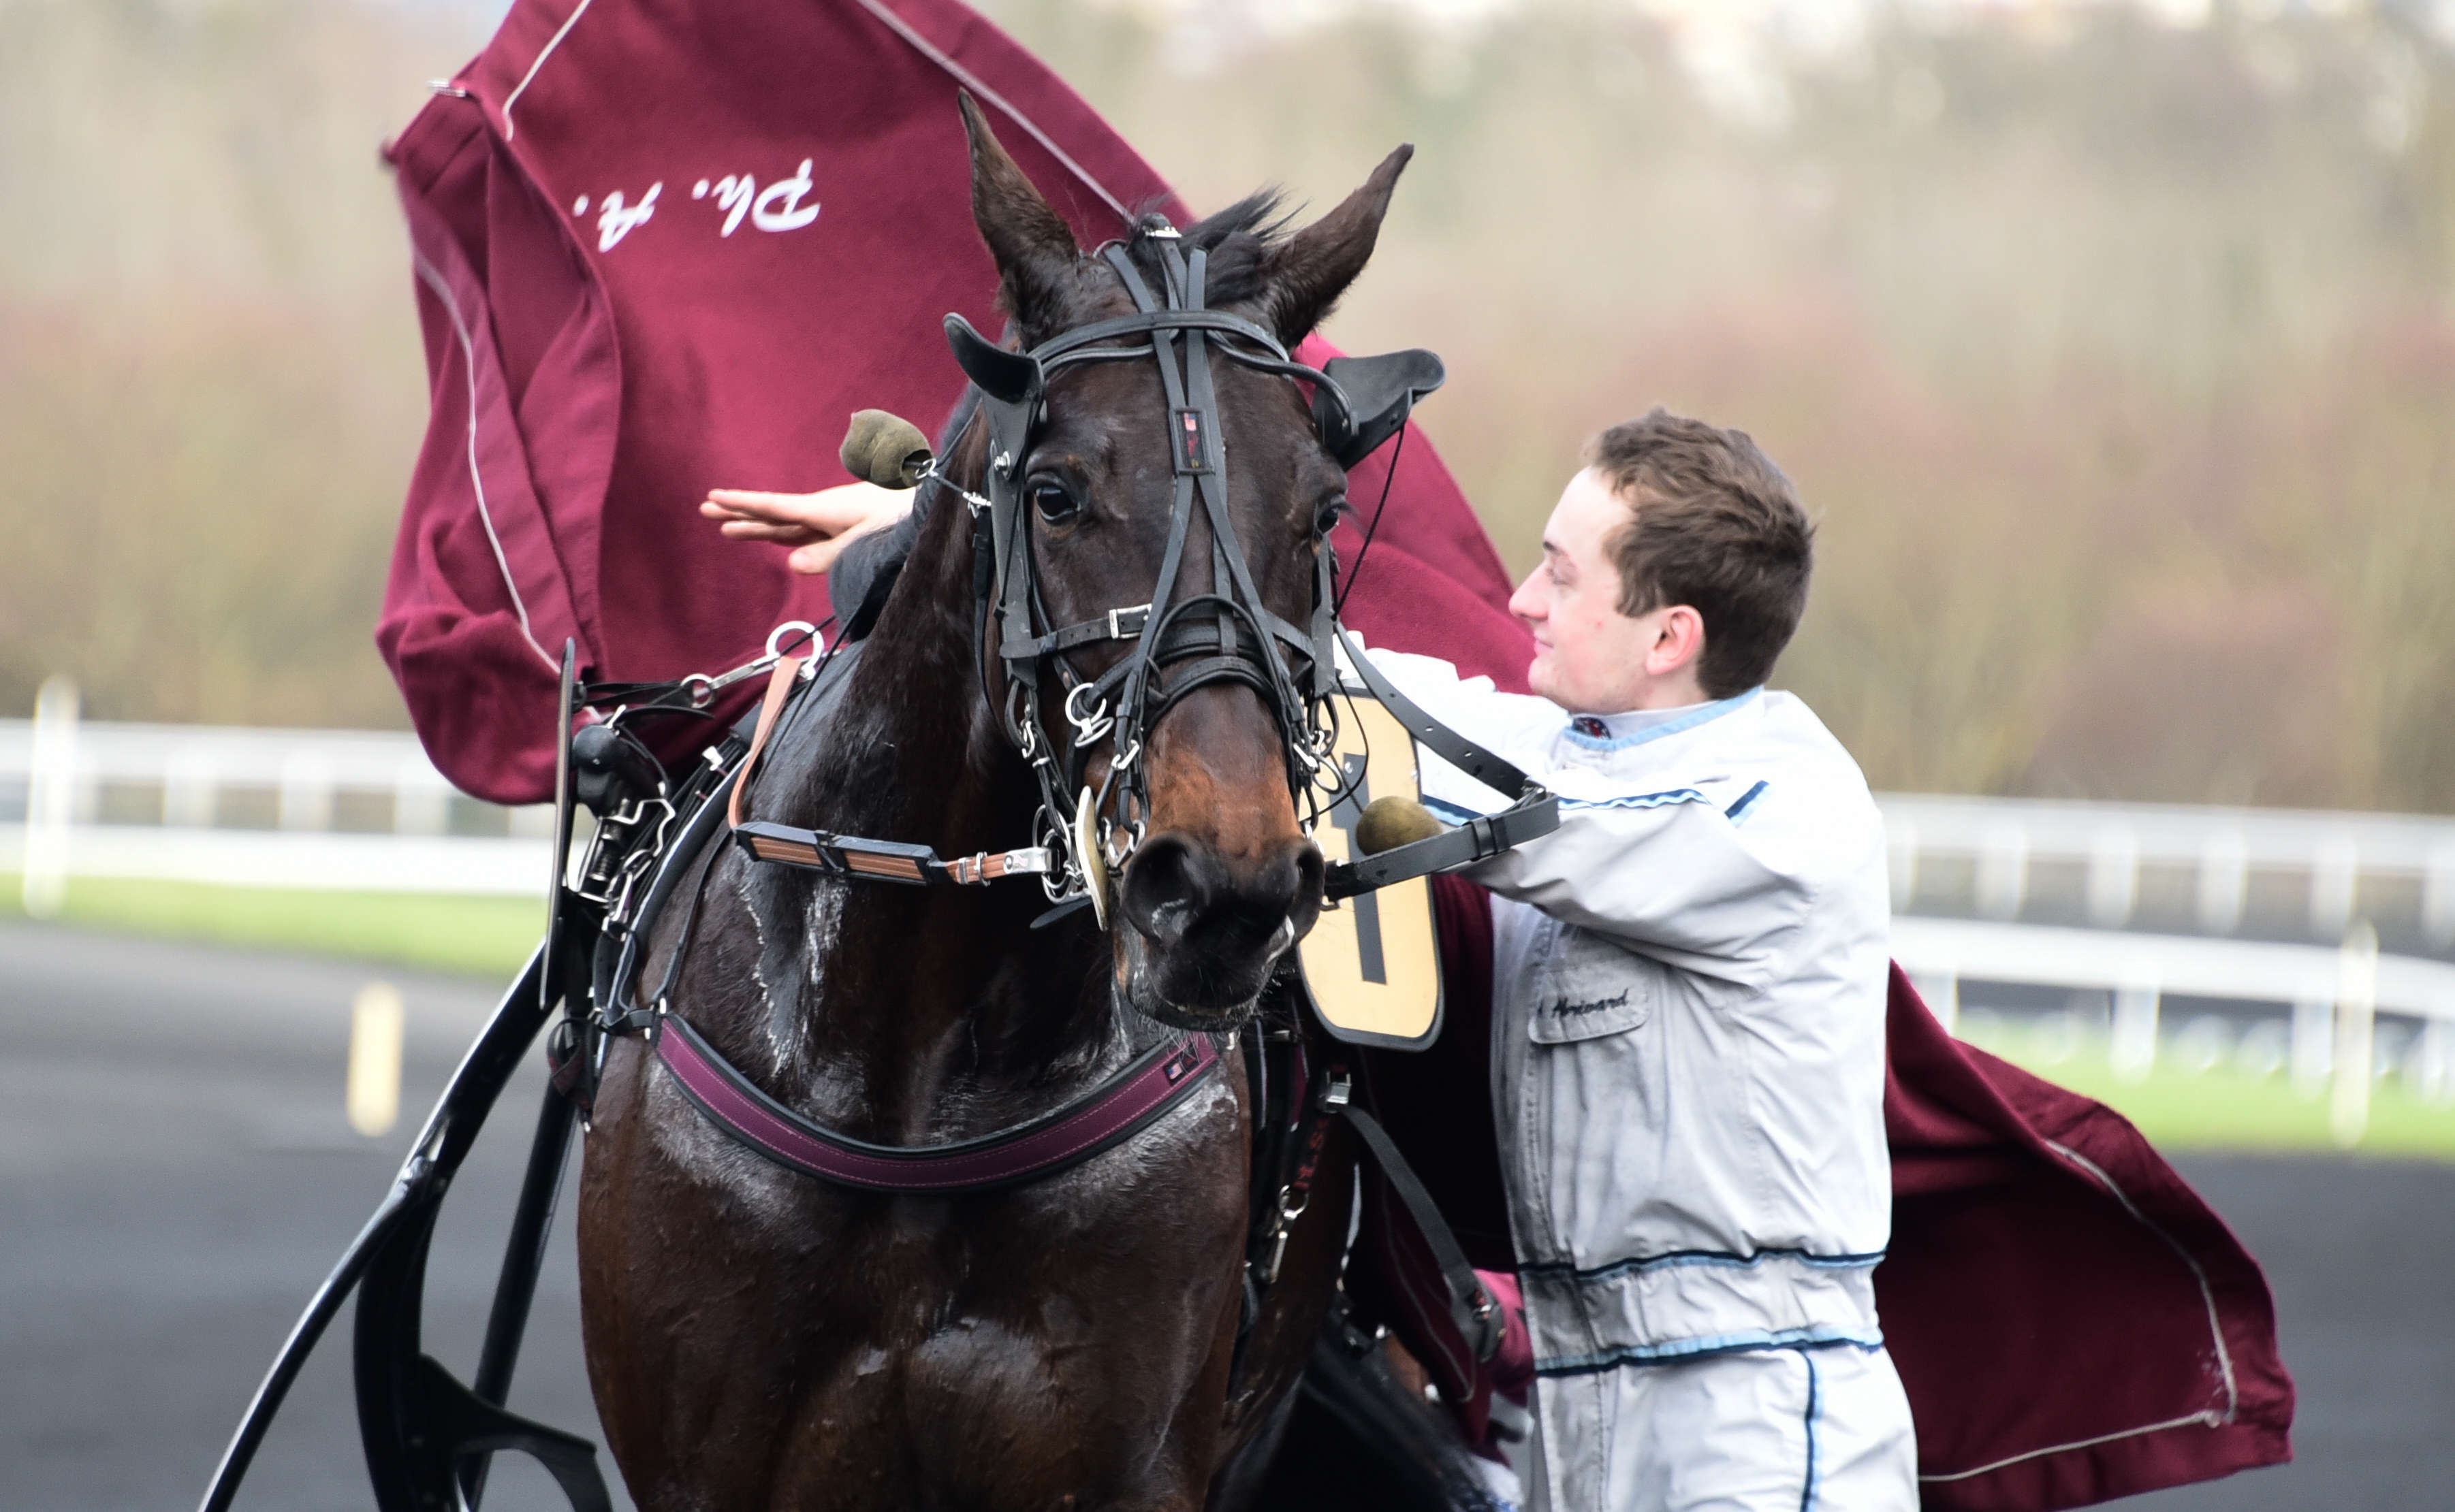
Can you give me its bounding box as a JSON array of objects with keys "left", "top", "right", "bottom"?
[
  {"left": 9, "top": 873, "right": 2454, "bottom": 1159},
  {"left": 1961, "top": 1020, "right": 2455, "bottom": 1161},
  {"left": 1, "top": 873, "right": 543, "bottom": 979}
]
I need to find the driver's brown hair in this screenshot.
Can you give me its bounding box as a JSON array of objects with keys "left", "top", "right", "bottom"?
[{"left": 1587, "top": 408, "right": 1813, "bottom": 699}]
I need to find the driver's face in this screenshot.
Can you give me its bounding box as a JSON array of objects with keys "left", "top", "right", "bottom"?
[{"left": 1507, "top": 469, "right": 1674, "bottom": 714}]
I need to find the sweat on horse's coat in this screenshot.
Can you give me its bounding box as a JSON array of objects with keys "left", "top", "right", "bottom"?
[{"left": 382, "top": 3, "right": 2290, "bottom": 1507}]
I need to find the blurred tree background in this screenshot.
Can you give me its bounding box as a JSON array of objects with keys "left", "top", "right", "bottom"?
[{"left": 4, "top": 0, "right": 2452, "bottom": 811}]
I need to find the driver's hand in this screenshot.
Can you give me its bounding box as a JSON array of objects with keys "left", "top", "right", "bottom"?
[{"left": 700, "top": 481, "right": 915, "bottom": 575}]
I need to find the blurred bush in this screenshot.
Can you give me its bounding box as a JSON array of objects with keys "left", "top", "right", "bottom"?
[
  {"left": 5, "top": 0, "right": 2451, "bottom": 811},
  {"left": 989, "top": 0, "right": 2455, "bottom": 810},
  {"left": 0, "top": 0, "right": 477, "bottom": 728}
]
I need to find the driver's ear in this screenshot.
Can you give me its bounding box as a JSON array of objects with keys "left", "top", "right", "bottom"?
[
  {"left": 959, "top": 93, "right": 1079, "bottom": 341},
  {"left": 1258, "top": 145, "right": 1411, "bottom": 347},
  {"left": 1651, "top": 605, "right": 1707, "bottom": 676}
]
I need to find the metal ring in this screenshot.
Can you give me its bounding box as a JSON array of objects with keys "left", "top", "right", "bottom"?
[
  {"left": 1064, "top": 683, "right": 1114, "bottom": 747},
  {"left": 765, "top": 620, "right": 819, "bottom": 659}
]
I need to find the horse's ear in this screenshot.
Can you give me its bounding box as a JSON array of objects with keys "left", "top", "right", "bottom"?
[
  {"left": 959, "top": 92, "right": 1078, "bottom": 339},
  {"left": 1259, "top": 145, "right": 1412, "bottom": 347}
]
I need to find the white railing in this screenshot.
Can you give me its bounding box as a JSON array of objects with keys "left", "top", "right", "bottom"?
[
  {"left": 14, "top": 713, "right": 2455, "bottom": 935},
  {"left": 1892, "top": 916, "right": 2455, "bottom": 1132},
  {"left": 7, "top": 703, "right": 2455, "bottom": 1127},
  {"left": 0, "top": 693, "right": 551, "bottom": 898},
  {"left": 1882, "top": 791, "right": 2455, "bottom": 946}
]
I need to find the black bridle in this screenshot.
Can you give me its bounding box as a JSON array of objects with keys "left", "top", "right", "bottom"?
[
  {"left": 731, "top": 215, "right": 1559, "bottom": 914},
  {"left": 958, "top": 226, "right": 1352, "bottom": 918}
]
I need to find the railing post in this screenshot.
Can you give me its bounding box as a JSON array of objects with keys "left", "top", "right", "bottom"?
[
  {"left": 2424, "top": 843, "right": 2455, "bottom": 951},
  {"left": 2110, "top": 977, "right": 2161, "bottom": 1083},
  {"left": 21, "top": 675, "right": 80, "bottom": 920},
  {"left": 2197, "top": 830, "right": 2247, "bottom": 935},
  {"left": 278, "top": 750, "right": 336, "bottom": 833},
  {"left": 1886, "top": 818, "right": 1919, "bottom": 913},
  {"left": 2311, "top": 836, "right": 2359, "bottom": 940},
  {"left": 394, "top": 759, "right": 449, "bottom": 837},
  {"left": 1976, "top": 822, "right": 2028, "bottom": 921},
  {"left": 164, "top": 747, "right": 219, "bottom": 829},
  {"left": 1912, "top": 969, "right": 1959, "bottom": 1035},
  {"left": 2086, "top": 827, "right": 2139, "bottom": 929},
  {"left": 2331, "top": 921, "right": 2379, "bottom": 1149}
]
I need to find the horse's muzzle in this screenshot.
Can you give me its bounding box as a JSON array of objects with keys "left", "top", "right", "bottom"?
[{"left": 1116, "top": 831, "right": 1324, "bottom": 1027}]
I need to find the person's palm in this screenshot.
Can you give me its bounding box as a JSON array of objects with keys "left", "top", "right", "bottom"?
[{"left": 700, "top": 481, "right": 911, "bottom": 575}]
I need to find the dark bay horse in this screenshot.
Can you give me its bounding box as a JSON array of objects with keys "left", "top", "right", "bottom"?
[{"left": 576, "top": 101, "right": 1451, "bottom": 1510}]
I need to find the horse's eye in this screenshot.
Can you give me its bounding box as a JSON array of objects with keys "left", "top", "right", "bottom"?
[
  {"left": 1314, "top": 497, "right": 1348, "bottom": 536},
  {"left": 1030, "top": 481, "right": 1082, "bottom": 524}
]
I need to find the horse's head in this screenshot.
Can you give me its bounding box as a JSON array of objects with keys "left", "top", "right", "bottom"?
[{"left": 955, "top": 97, "right": 1411, "bottom": 1030}]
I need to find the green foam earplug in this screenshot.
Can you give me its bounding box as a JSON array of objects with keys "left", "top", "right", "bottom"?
[{"left": 840, "top": 409, "right": 934, "bottom": 489}]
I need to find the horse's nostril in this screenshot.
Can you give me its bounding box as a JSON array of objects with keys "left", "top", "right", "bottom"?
[
  {"left": 1120, "top": 833, "right": 1218, "bottom": 946},
  {"left": 1122, "top": 833, "right": 1324, "bottom": 952},
  {"left": 1288, "top": 843, "right": 1326, "bottom": 910}
]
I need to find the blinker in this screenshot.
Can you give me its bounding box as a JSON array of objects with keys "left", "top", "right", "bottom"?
[
  {"left": 1312, "top": 349, "right": 1446, "bottom": 470},
  {"left": 943, "top": 313, "right": 1041, "bottom": 404}
]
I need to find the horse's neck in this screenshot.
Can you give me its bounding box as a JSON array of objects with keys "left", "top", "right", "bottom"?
[{"left": 740, "top": 479, "right": 1116, "bottom": 1107}]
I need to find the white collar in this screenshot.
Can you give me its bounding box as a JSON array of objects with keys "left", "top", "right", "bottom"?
[{"left": 1560, "top": 687, "right": 1763, "bottom": 751}]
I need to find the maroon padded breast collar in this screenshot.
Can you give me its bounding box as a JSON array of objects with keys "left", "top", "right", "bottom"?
[{"left": 654, "top": 1012, "right": 1220, "bottom": 1193}]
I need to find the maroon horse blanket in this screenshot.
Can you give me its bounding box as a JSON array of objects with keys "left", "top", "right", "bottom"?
[{"left": 380, "top": 3, "right": 2291, "bottom": 1505}]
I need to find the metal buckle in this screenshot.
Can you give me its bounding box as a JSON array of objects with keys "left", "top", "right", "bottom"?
[{"left": 1108, "top": 603, "right": 1150, "bottom": 641}]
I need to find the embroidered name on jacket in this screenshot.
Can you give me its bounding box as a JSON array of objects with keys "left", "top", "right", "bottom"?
[{"left": 1543, "top": 988, "right": 1632, "bottom": 1023}]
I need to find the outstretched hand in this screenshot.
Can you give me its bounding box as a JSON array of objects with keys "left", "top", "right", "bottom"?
[{"left": 700, "top": 481, "right": 914, "bottom": 575}]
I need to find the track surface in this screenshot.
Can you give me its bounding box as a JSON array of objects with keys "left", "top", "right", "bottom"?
[{"left": 3, "top": 920, "right": 2450, "bottom": 1510}]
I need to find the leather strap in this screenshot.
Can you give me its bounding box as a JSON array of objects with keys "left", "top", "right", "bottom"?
[
  {"left": 1320, "top": 625, "right": 1562, "bottom": 900},
  {"left": 655, "top": 1014, "right": 1222, "bottom": 1193},
  {"left": 1342, "top": 1102, "right": 1500, "bottom": 1362},
  {"left": 1334, "top": 624, "right": 1529, "bottom": 794},
  {"left": 1327, "top": 798, "right": 1561, "bottom": 901},
  {"left": 726, "top": 656, "right": 804, "bottom": 830}
]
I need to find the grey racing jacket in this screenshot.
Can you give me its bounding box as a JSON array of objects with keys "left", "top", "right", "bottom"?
[{"left": 1365, "top": 652, "right": 1895, "bottom": 1382}]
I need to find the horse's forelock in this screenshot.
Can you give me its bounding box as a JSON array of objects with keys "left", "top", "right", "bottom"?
[{"left": 1066, "top": 190, "right": 1294, "bottom": 324}]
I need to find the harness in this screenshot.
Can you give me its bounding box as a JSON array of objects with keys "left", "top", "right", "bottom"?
[
  {"left": 554, "top": 219, "right": 1554, "bottom": 1353},
  {"left": 730, "top": 221, "right": 1558, "bottom": 918}
]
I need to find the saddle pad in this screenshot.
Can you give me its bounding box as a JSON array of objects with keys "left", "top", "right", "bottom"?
[{"left": 1301, "top": 692, "right": 1442, "bottom": 1049}]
